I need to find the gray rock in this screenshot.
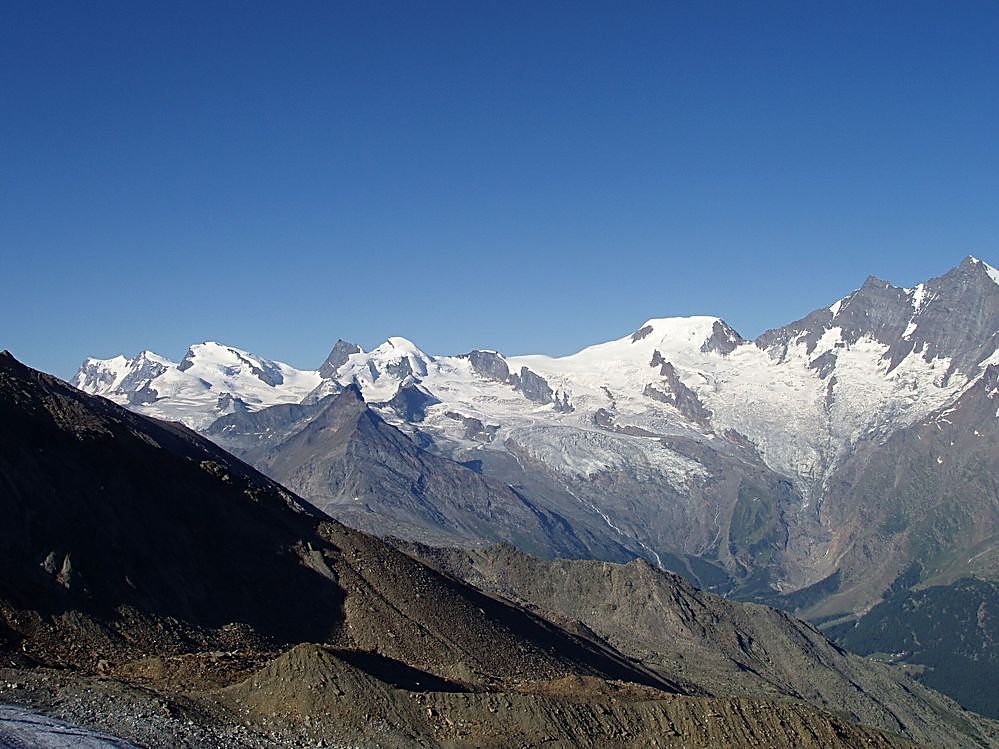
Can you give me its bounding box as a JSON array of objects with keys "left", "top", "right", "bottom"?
[
  {"left": 126, "top": 384, "right": 160, "bottom": 406},
  {"left": 510, "top": 367, "right": 554, "bottom": 405},
  {"left": 381, "top": 384, "right": 440, "bottom": 423},
  {"left": 808, "top": 351, "right": 837, "bottom": 380},
  {"left": 699, "top": 320, "right": 744, "bottom": 355},
  {"left": 215, "top": 392, "right": 250, "bottom": 413},
  {"left": 445, "top": 411, "right": 499, "bottom": 443},
  {"left": 463, "top": 350, "right": 510, "bottom": 383},
  {"left": 0, "top": 704, "right": 140, "bottom": 748},
  {"left": 116, "top": 355, "right": 167, "bottom": 393},
  {"left": 553, "top": 390, "right": 574, "bottom": 413},
  {"left": 647, "top": 354, "right": 711, "bottom": 427},
  {"left": 756, "top": 257, "right": 999, "bottom": 378},
  {"left": 233, "top": 386, "right": 589, "bottom": 558},
  {"left": 630, "top": 325, "right": 654, "bottom": 343},
  {"left": 205, "top": 397, "right": 332, "bottom": 453},
  {"left": 319, "top": 339, "right": 361, "bottom": 379}
]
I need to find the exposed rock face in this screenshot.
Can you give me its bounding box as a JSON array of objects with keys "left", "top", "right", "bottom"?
[
  {"left": 318, "top": 339, "right": 361, "bottom": 379},
  {"left": 74, "top": 352, "right": 168, "bottom": 399},
  {"left": 464, "top": 351, "right": 559, "bottom": 407},
  {"left": 463, "top": 349, "right": 510, "bottom": 382},
  {"left": 405, "top": 543, "right": 997, "bottom": 749},
  {"left": 445, "top": 411, "right": 499, "bottom": 442},
  {"left": 631, "top": 324, "right": 654, "bottom": 342},
  {"left": 510, "top": 366, "right": 554, "bottom": 405},
  {"left": 648, "top": 353, "right": 712, "bottom": 426},
  {"left": 700, "top": 319, "right": 744, "bottom": 355},
  {"left": 224, "top": 385, "right": 590, "bottom": 558},
  {"left": 808, "top": 350, "right": 837, "bottom": 379},
  {"left": 380, "top": 383, "right": 440, "bottom": 422},
  {"left": 756, "top": 257, "right": 999, "bottom": 377},
  {"left": 206, "top": 397, "right": 332, "bottom": 449},
  {"left": 116, "top": 354, "right": 168, "bottom": 392},
  {"left": 553, "top": 389, "right": 574, "bottom": 412},
  {"left": 127, "top": 384, "right": 161, "bottom": 405},
  {"left": 782, "top": 361, "right": 999, "bottom": 623}
]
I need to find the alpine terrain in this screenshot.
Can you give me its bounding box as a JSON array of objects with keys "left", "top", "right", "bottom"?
[
  {"left": 8, "top": 352, "right": 998, "bottom": 746},
  {"left": 72, "top": 256, "right": 999, "bottom": 716}
]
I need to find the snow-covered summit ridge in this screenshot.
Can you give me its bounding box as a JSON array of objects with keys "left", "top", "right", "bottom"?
[
  {"left": 73, "top": 343, "right": 323, "bottom": 430},
  {"left": 71, "top": 258, "right": 999, "bottom": 496},
  {"left": 967, "top": 255, "right": 999, "bottom": 286}
]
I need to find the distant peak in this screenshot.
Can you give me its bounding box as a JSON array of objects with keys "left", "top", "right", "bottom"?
[
  {"left": 383, "top": 336, "right": 420, "bottom": 350},
  {"left": 958, "top": 255, "right": 999, "bottom": 286},
  {"left": 861, "top": 275, "right": 890, "bottom": 289},
  {"left": 371, "top": 336, "right": 432, "bottom": 362},
  {"left": 319, "top": 339, "right": 362, "bottom": 379}
]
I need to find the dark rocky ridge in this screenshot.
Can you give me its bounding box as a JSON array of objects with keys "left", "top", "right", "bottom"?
[
  {"left": 648, "top": 352, "right": 712, "bottom": 427},
  {"left": 0, "top": 351, "right": 669, "bottom": 686},
  {"left": 210, "top": 383, "right": 593, "bottom": 558},
  {"left": 404, "top": 542, "right": 998, "bottom": 748},
  {"left": 461, "top": 349, "right": 559, "bottom": 405}
]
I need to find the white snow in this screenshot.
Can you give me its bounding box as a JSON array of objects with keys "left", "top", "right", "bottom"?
[
  {"left": 986, "top": 262, "right": 999, "bottom": 287},
  {"left": 72, "top": 302, "right": 992, "bottom": 509},
  {"left": 908, "top": 283, "right": 929, "bottom": 313},
  {"left": 72, "top": 343, "right": 322, "bottom": 430}
]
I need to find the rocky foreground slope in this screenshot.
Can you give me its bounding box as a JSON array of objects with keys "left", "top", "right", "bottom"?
[
  {"left": 2, "top": 350, "right": 996, "bottom": 747},
  {"left": 405, "top": 542, "right": 997, "bottom": 748}
]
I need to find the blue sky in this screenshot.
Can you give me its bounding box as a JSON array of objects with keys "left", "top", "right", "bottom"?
[{"left": 3, "top": 1, "right": 998, "bottom": 378}]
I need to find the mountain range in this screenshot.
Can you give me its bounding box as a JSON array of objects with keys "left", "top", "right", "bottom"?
[
  {"left": 71, "top": 256, "right": 999, "bottom": 716},
  {"left": 8, "top": 351, "right": 998, "bottom": 746}
]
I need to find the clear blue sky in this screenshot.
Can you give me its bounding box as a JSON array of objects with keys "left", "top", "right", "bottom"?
[{"left": 3, "top": 1, "right": 998, "bottom": 378}]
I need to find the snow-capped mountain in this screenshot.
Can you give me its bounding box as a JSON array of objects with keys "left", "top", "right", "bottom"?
[
  {"left": 74, "top": 341, "right": 322, "bottom": 430},
  {"left": 73, "top": 257, "right": 999, "bottom": 613}
]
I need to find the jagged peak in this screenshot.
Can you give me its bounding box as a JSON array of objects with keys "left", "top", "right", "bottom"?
[
  {"left": 960, "top": 255, "right": 999, "bottom": 286},
  {"left": 319, "top": 339, "right": 362, "bottom": 379},
  {"left": 860, "top": 275, "right": 893, "bottom": 290}
]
